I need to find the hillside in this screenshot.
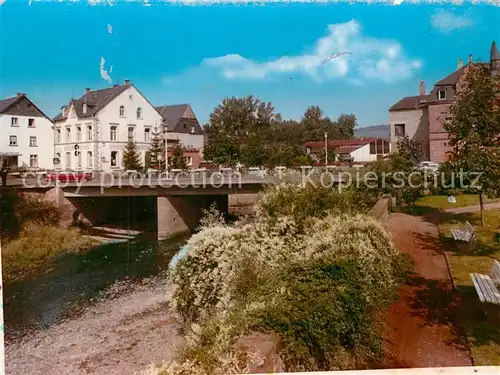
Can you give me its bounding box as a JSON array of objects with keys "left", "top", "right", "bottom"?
[{"left": 355, "top": 125, "right": 390, "bottom": 140}]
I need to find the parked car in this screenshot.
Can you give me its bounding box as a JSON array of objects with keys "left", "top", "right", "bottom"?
[{"left": 45, "top": 172, "right": 93, "bottom": 182}]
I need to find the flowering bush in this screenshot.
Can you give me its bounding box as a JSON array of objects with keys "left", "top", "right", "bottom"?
[{"left": 162, "top": 178, "right": 412, "bottom": 373}]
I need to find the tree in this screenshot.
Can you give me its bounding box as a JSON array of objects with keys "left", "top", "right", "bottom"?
[
  {"left": 122, "top": 139, "right": 143, "bottom": 171},
  {"left": 171, "top": 144, "right": 187, "bottom": 169},
  {"left": 149, "top": 124, "right": 166, "bottom": 170},
  {"left": 396, "top": 134, "right": 423, "bottom": 167},
  {"left": 204, "top": 96, "right": 282, "bottom": 166},
  {"left": 444, "top": 64, "right": 500, "bottom": 226}
]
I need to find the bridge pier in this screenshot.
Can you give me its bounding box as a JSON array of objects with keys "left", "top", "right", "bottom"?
[{"left": 157, "top": 194, "right": 228, "bottom": 240}]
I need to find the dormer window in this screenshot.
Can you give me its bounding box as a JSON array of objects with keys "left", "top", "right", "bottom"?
[
  {"left": 119, "top": 105, "right": 125, "bottom": 117},
  {"left": 136, "top": 107, "right": 142, "bottom": 119},
  {"left": 438, "top": 89, "right": 446, "bottom": 100}
]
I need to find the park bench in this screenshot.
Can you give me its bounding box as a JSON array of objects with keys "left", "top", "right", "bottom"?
[
  {"left": 470, "top": 260, "right": 500, "bottom": 306},
  {"left": 450, "top": 221, "right": 477, "bottom": 253}
]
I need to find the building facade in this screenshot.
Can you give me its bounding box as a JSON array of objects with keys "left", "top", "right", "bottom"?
[
  {"left": 0, "top": 93, "right": 54, "bottom": 170},
  {"left": 53, "top": 81, "right": 204, "bottom": 172},
  {"left": 389, "top": 41, "right": 500, "bottom": 163},
  {"left": 305, "top": 138, "right": 391, "bottom": 163}
]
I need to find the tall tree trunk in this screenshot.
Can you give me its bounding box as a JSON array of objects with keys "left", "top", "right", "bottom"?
[{"left": 479, "top": 191, "right": 485, "bottom": 226}]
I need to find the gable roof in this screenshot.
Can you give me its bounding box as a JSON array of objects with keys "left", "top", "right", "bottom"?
[
  {"left": 389, "top": 95, "right": 430, "bottom": 111},
  {"left": 1, "top": 94, "right": 52, "bottom": 121},
  {"left": 0, "top": 96, "right": 19, "bottom": 113},
  {"left": 155, "top": 104, "right": 204, "bottom": 134},
  {"left": 53, "top": 83, "right": 131, "bottom": 122}
]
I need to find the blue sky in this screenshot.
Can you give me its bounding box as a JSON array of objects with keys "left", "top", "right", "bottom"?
[{"left": 1, "top": 1, "right": 499, "bottom": 127}]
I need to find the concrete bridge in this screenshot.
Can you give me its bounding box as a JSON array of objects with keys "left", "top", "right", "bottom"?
[
  {"left": 9, "top": 176, "right": 278, "bottom": 239},
  {"left": 8, "top": 173, "right": 344, "bottom": 239}
]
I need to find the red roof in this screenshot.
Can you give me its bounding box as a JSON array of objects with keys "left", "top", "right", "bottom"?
[{"left": 304, "top": 138, "right": 376, "bottom": 149}]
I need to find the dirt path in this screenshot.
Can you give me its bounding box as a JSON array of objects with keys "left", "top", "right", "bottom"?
[
  {"left": 445, "top": 202, "right": 500, "bottom": 214},
  {"left": 383, "top": 213, "right": 472, "bottom": 368}
]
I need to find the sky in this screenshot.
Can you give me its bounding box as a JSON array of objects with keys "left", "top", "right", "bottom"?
[{"left": 1, "top": 1, "right": 499, "bottom": 127}]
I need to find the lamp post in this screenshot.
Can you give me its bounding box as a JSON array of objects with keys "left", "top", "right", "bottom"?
[
  {"left": 163, "top": 121, "right": 169, "bottom": 172},
  {"left": 324, "top": 132, "right": 328, "bottom": 167}
]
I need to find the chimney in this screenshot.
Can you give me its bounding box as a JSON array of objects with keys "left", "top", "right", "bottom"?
[
  {"left": 418, "top": 80, "right": 426, "bottom": 96},
  {"left": 458, "top": 59, "right": 463, "bottom": 69},
  {"left": 124, "top": 79, "right": 130, "bottom": 85},
  {"left": 468, "top": 54, "right": 472, "bottom": 64},
  {"left": 85, "top": 88, "right": 91, "bottom": 94},
  {"left": 61, "top": 105, "right": 67, "bottom": 117}
]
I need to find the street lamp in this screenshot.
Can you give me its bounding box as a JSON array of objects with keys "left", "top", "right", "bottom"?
[{"left": 324, "top": 132, "right": 328, "bottom": 167}]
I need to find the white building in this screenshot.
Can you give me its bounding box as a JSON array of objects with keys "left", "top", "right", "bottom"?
[
  {"left": 0, "top": 93, "right": 54, "bottom": 170},
  {"left": 155, "top": 104, "right": 204, "bottom": 154},
  {"left": 305, "top": 138, "right": 391, "bottom": 163},
  {"left": 53, "top": 81, "right": 205, "bottom": 172}
]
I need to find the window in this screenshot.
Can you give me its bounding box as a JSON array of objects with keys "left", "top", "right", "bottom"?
[
  {"left": 87, "top": 151, "right": 93, "bottom": 168},
  {"left": 66, "top": 128, "right": 71, "bottom": 142},
  {"left": 144, "top": 128, "right": 151, "bottom": 142},
  {"left": 29, "top": 155, "right": 38, "bottom": 168},
  {"left": 394, "top": 124, "right": 405, "bottom": 137},
  {"left": 438, "top": 89, "right": 446, "bottom": 100},
  {"left": 383, "top": 140, "right": 390, "bottom": 154},
  {"left": 128, "top": 126, "right": 134, "bottom": 140},
  {"left": 9, "top": 135, "right": 17, "bottom": 146},
  {"left": 110, "top": 126, "right": 117, "bottom": 141},
  {"left": 30, "top": 136, "right": 37, "bottom": 147},
  {"left": 11, "top": 117, "right": 18, "bottom": 127},
  {"left": 76, "top": 126, "right": 81, "bottom": 141},
  {"left": 111, "top": 151, "right": 118, "bottom": 167},
  {"left": 369, "top": 141, "right": 376, "bottom": 155},
  {"left": 87, "top": 125, "right": 93, "bottom": 141},
  {"left": 65, "top": 152, "right": 71, "bottom": 169},
  {"left": 376, "top": 139, "right": 383, "bottom": 154},
  {"left": 77, "top": 152, "right": 82, "bottom": 169},
  {"left": 137, "top": 107, "right": 142, "bottom": 119},
  {"left": 55, "top": 129, "right": 61, "bottom": 143},
  {"left": 119, "top": 105, "right": 125, "bottom": 117},
  {"left": 28, "top": 118, "right": 35, "bottom": 127}
]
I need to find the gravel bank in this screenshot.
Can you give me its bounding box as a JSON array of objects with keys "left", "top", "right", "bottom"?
[{"left": 6, "top": 277, "right": 182, "bottom": 375}]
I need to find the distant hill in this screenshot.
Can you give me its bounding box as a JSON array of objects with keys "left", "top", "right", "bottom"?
[{"left": 355, "top": 125, "right": 390, "bottom": 140}]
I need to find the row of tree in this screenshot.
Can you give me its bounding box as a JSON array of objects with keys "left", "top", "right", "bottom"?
[
  {"left": 122, "top": 95, "right": 358, "bottom": 170},
  {"left": 122, "top": 125, "right": 187, "bottom": 171},
  {"left": 203, "top": 96, "right": 357, "bottom": 166}
]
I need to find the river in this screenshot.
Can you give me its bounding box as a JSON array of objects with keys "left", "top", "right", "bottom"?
[{"left": 4, "top": 234, "right": 188, "bottom": 375}]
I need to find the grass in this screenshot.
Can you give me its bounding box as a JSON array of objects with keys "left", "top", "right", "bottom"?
[
  {"left": 414, "top": 195, "right": 500, "bottom": 365},
  {"left": 2, "top": 223, "right": 98, "bottom": 283},
  {"left": 415, "top": 194, "right": 500, "bottom": 210}
]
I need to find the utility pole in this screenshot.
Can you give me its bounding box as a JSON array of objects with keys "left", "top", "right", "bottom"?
[{"left": 324, "top": 132, "right": 328, "bottom": 167}]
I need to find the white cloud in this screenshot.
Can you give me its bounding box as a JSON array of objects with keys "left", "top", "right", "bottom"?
[
  {"left": 430, "top": 10, "right": 473, "bottom": 33},
  {"left": 202, "top": 20, "right": 422, "bottom": 84},
  {"left": 100, "top": 57, "right": 112, "bottom": 84}
]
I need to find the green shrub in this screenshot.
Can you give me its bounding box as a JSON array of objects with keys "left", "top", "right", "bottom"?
[
  {"left": 251, "top": 259, "right": 382, "bottom": 371},
  {"left": 2, "top": 223, "right": 97, "bottom": 282},
  {"left": 0, "top": 190, "right": 60, "bottom": 240}
]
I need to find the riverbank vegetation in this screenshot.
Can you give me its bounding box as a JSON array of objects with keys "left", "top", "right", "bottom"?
[
  {"left": 1, "top": 189, "right": 96, "bottom": 283},
  {"left": 157, "top": 174, "right": 412, "bottom": 374}
]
